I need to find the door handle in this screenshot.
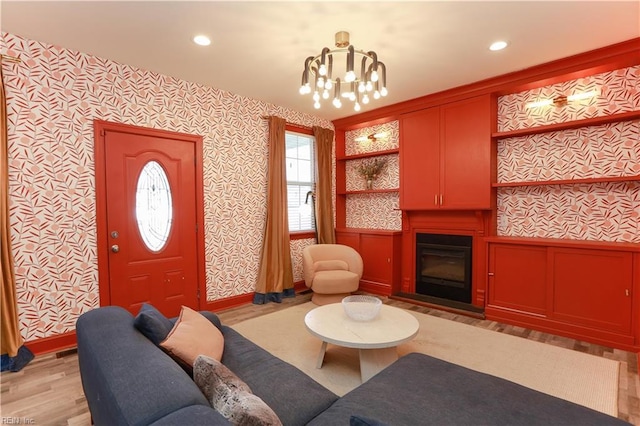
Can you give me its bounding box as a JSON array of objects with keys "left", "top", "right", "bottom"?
[{"left": 111, "top": 245, "right": 120, "bottom": 253}]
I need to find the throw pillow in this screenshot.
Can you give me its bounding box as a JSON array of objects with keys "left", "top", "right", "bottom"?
[
  {"left": 160, "top": 306, "right": 224, "bottom": 374},
  {"left": 133, "top": 303, "right": 174, "bottom": 346},
  {"left": 314, "top": 259, "right": 349, "bottom": 272},
  {"left": 194, "top": 355, "right": 282, "bottom": 426}
]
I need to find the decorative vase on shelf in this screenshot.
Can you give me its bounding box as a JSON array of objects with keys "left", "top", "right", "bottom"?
[{"left": 366, "top": 179, "right": 373, "bottom": 190}]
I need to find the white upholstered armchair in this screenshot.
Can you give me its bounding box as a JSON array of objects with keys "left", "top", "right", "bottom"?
[{"left": 302, "top": 244, "right": 363, "bottom": 305}]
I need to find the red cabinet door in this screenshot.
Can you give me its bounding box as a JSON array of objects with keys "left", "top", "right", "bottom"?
[
  {"left": 440, "top": 95, "right": 492, "bottom": 209},
  {"left": 488, "top": 244, "right": 547, "bottom": 316},
  {"left": 399, "top": 107, "right": 440, "bottom": 210},
  {"left": 551, "top": 248, "right": 633, "bottom": 334},
  {"left": 360, "top": 234, "right": 393, "bottom": 285}
]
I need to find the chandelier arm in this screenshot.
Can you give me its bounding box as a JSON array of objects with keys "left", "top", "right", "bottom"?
[
  {"left": 360, "top": 56, "right": 369, "bottom": 84},
  {"left": 379, "top": 62, "right": 387, "bottom": 87},
  {"left": 367, "top": 51, "right": 378, "bottom": 71},
  {"left": 328, "top": 55, "right": 333, "bottom": 80}
]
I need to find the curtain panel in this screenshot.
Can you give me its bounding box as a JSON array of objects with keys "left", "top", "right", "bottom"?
[
  {"left": 312, "top": 126, "right": 336, "bottom": 244},
  {"left": 1, "top": 64, "right": 34, "bottom": 371},
  {"left": 254, "top": 116, "right": 294, "bottom": 304}
]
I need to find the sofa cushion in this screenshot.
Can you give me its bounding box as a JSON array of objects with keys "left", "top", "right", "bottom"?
[
  {"left": 160, "top": 306, "right": 224, "bottom": 374},
  {"left": 194, "top": 355, "right": 281, "bottom": 426},
  {"left": 350, "top": 415, "right": 389, "bottom": 426},
  {"left": 313, "top": 259, "right": 349, "bottom": 272},
  {"left": 134, "top": 303, "right": 175, "bottom": 345},
  {"left": 308, "top": 353, "right": 628, "bottom": 426},
  {"left": 148, "top": 405, "right": 230, "bottom": 425},
  {"left": 220, "top": 326, "right": 339, "bottom": 426}
]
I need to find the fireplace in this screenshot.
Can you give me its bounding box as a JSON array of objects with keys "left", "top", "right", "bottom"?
[{"left": 415, "top": 233, "right": 472, "bottom": 304}]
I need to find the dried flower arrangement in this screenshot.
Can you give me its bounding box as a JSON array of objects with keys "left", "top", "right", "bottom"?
[{"left": 357, "top": 158, "right": 387, "bottom": 181}]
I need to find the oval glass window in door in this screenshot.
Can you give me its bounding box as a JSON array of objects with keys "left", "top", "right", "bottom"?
[{"left": 135, "top": 161, "right": 173, "bottom": 252}]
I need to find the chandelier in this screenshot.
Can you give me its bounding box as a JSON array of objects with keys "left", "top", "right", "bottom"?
[{"left": 299, "top": 31, "right": 388, "bottom": 111}]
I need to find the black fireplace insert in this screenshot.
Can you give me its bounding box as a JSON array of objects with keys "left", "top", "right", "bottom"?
[{"left": 415, "top": 233, "right": 472, "bottom": 304}]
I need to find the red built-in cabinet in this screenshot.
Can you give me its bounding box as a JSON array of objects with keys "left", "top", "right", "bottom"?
[
  {"left": 400, "top": 95, "right": 492, "bottom": 210},
  {"left": 487, "top": 238, "right": 638, "bottom": 350},
  {"left": 336, "top": 228, "right": 402, "bottom": 296}
]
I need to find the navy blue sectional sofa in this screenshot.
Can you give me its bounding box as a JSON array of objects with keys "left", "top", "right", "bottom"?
[{"left": 76, "top": 306, "right": 628, "bottom": 425}]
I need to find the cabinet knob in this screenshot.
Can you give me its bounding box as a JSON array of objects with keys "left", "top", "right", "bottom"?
[
  {"left": 434, "top": 194, "right": 438, "bottom": 205},
  {"left": 488, "top": 272, "right": 495, "bottom": 276},
  {"left": 625, "top": 289, "right": 630, "bottom": 296},
  {"left": 440, "top": 194, "right": 443, "bottom": 205}
]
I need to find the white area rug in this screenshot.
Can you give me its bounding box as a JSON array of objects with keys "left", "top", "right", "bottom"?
[{"left": 231, "top": 302, "right": 620, "bottom": 416}]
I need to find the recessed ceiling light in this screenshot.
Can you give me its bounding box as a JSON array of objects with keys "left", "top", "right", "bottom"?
[
  {"left": 489, "top": 41, "right": 508, "bottom": 51},
  {"left": 193, "top": 35, "right": 211, "bottom": 46}
]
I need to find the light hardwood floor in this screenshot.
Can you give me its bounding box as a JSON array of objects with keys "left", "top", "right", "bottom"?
[{"left": 1, "top": 293, "right": 638, "bottom": 425}]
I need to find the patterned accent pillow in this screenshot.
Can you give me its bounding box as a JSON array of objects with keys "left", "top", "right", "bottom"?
[
  {"left": 160, "top": 306, "right": 224, "bottom": 375},
  {"left": 194, "top": 355, "right": 282, "bottom": 426}
]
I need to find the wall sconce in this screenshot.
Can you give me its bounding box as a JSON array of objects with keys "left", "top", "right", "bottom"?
[
  {"left": 525, "top": 90, "right": 598, "bottom": 108},
  {"left": 354, "top": 132, "right": 388, "bottom": 143}
]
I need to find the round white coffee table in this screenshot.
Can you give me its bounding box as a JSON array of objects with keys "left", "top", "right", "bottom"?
[{"left": 304, "top": 303, "right": 419, "bottom": 382}]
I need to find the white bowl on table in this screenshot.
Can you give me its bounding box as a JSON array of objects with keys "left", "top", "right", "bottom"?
[{"left": 342, "top": 295, "right": 382, "bottom": 321}]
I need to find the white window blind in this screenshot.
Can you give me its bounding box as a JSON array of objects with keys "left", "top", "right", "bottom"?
[{"left": 285, "top": 131, "right": 315, "bottom": 232}]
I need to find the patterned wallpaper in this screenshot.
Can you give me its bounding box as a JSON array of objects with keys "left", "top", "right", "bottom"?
[
  {"left": 343, "top": 120, "right": 400, "bottom": 230},
  {"left": 497, "top": 182, "right": 640, "bottom": 242},
  {"left": 496, "top": 66, "right": 640, "bottom": 242},
  {"left": 346, "top": 193, "right": 402, "bottom": 230},
  {"left": 497, "top": 121, "right": 640, "bottom": 182},
  {"left": 2, "top": 32, "right": 330, "bottom": 341},
  {"left": 498, "top": 65, "right": 640, "bottom": 132}
]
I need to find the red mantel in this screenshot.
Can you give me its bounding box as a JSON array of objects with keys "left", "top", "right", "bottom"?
[{"left": 400, "top": 210, "right": 492, "bottom": 308}]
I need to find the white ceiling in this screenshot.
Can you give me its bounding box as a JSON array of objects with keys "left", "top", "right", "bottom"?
[{"left": 2, "top": 1, "right": 639, "bottom": 121}]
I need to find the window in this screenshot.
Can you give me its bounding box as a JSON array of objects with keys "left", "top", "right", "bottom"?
[{"left": 286, "top": 131, "right": 315, "bottom": 232}]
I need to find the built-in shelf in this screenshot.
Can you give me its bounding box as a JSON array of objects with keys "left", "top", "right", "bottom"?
[
  {"left": 339, "top": 188, "right": 399, "bottom": 195},
  {"left": 492, "top": 174, "right": 640, "bottom": 188},
  {"left": 337, "top": 148, "right": 399, "bottom": 161},
  {"left": 492, "top": 110, "right": 640, "bottom": 139},
  {"left": 485, "top": 236, "right": 640, "bottom": 252}
]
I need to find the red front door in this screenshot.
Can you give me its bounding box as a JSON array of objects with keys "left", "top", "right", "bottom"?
[{"left": 95, "top": 121, "right": 203, "bottom": 317}]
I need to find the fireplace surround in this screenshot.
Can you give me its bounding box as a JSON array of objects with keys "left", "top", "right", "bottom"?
[{"left": 415, "top": 233, "right": 472, "bottom": 304}]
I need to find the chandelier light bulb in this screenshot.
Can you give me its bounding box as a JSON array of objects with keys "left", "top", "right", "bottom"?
[
  {"left": 313, "top": 91, "right": 320, "bottom": 101},
  {"left": 322, "top": 90, "right": 330, "bottom": 99},
  {"left": 354, "top": 102, "right": 361, "bottom": 112},
  {"left": 314, "top": 101, "right": 321, "bottom": 109},
  {"left": 370, "top": 70, "right": 379, "bottom": 82},
  {"left": 349, "top": 92, "right": 356, "bottom": 101},
  {"left": 365, "top": 81, "right": 373, "bottom": 92},
  {"left": 317, "top": 78, "right": 325, "bottom": 89},
  {"left": 373, "top": 90, "right": 380, "bottom": 99},
  {"left": 380, "top": 87, "right": 388, "bottom": 97},
  {"left": 358, "top": 82, "right": 365, "bottom": 93},
  {"left": 318, "top": 64, "right": 327, "bottom": 76},
  {"left": 362, "top": 94, "right": 370, "bottom": 104},
  {"left": 333, "top": 98, "right": 342, "bottom": 108},
  {"left": 325, "top": 80, "right": 333, "bottom": 90},
  {"left": 345, "top": 70, "right": 356, "bottom": 83},
  {"left": 299, "top": 86, "right": 306, "bottom": 95}
]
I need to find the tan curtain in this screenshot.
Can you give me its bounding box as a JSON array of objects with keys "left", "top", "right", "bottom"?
[
  {"left": 313, "top": 126, "right": 336, "bottom": 244},
  {"left": 1, "top": 65, "right": 24, "bottom": 358},
  {"left": 254, "top": 116, "right": 294, "bottom": 304}
]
